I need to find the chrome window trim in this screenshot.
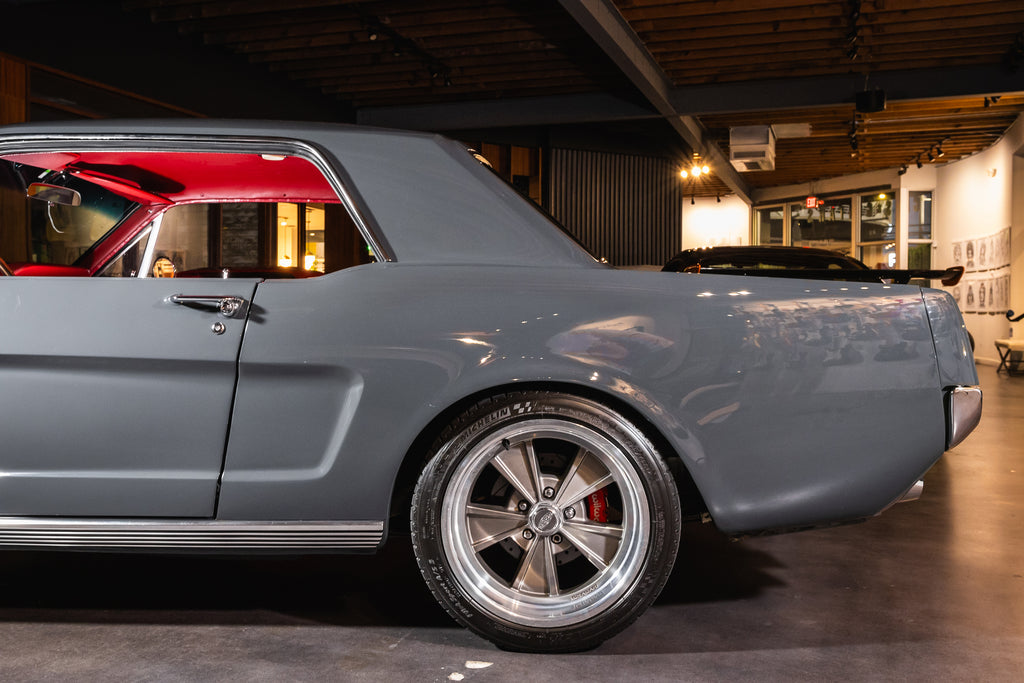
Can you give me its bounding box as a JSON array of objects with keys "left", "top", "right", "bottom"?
[
  {"left": 0, "top": 133, "right": 395, "bottom": 264},
  {"left": 0, "top": 518, "right": 384, "bottom": 550}
]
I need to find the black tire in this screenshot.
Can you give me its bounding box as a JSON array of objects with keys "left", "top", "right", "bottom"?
[{"left": 411, "top": 391, "right": 681, "bottom": 652}]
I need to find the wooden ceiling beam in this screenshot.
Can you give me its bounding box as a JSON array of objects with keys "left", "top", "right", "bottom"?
[
  {"left": 248, "top": 38, "right": 560, "bottom": 65},
  {"left": 558, "top": 0, "right": 751, "bottom": 202},
  {"left": 356, "top": 92, "right": 655, "bottom": 128},
  {"left": 282, "top": 50, "right": 566, "bottom": 79},
  {"left": 143, "top": 0, "right": 363, "bottom": 23},
  {"left": 345, "top": 82, "right": 600, "bottom": 107},
  {"left": 290, "top": 54, "right": 577, "bottom": 85}
]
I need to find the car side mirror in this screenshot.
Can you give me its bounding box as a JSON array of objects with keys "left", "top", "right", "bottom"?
[{"left": 27, "top": 183, "right": 81, "bottom": 206}]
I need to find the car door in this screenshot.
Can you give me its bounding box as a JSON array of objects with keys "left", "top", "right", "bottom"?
[{"left": 0, "top": 277, "right": 256, "bottom": 517}]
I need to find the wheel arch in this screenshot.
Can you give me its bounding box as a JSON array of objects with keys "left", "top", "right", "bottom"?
[{"left": 387, "top": 380, "right": 709, "bottom": 538}]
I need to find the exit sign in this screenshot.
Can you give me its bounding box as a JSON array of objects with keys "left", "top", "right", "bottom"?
[{"left": 806, "top": 196, "right": 818, "bottom": 208}]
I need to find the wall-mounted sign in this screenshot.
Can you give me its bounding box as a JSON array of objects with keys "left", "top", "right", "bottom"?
[{"left": 806, "top": 196, "right": 817, "bottom": 208}]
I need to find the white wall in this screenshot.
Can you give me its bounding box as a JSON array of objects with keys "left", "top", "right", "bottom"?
[
  {"left": 934, "top": 114, "right": 1024, "bottom": 363},
  {"left": 680, "top": 195, "right": 750, "bottom": 249},
  {"left": 1012, "top": 154, "right": 1024, "bottom": 337}
]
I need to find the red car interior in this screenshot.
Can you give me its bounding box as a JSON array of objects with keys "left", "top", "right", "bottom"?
[
  {"left": 3, "top": 150, "right": 339, "bottom": 204},
  {"left": 3, "top": 150, "right": 342, "bottom": 276}
]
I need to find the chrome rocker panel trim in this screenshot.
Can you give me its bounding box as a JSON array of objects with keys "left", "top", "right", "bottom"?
[{"left": 0, "top": 519, "right": 384, "bottom": 550}]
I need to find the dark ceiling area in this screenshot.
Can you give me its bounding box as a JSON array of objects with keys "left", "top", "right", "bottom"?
[{"left": 3, "top": 0, "right": 1023, "bottom": 200}]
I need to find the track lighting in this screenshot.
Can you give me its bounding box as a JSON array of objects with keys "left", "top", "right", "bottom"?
[
  {"left": 916, "top": 157, "right": 923, "bottom": 169},
  {"left": 362, "top": 13, "right": 453, "bottom": 87}
]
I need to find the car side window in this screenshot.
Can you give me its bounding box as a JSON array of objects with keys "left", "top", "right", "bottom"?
[
  {"left": 1, "top": 152, "right": 374, "bottom": 278},
  {"left": 99, "top": 202, "right": 372, "bottom": 278}
]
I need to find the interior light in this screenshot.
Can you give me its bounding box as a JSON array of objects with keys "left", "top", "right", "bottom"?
[
  {"left": 680, "top": 169, "right": 688, "bottom": 179},
  {"left": 878, "top": 193, "right": 886, "bottom": 200},
  {"left": 701, "top": 164, "right": 709, "bottom": 174},
  {"left": 261, "top": 154, "right": 287, "bottom": 161},
  {"left": 278, "top": 255, "right": 292, "bottom": 267},
  {"left": 304, "top": 254, "right": 316, "bottom": 270},
  {"left": 691, "top": 165, "right": 701, "bottom": 177}
]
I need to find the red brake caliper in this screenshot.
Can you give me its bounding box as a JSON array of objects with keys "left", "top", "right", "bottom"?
[{"left": 586, "top": 487, "right": 609, "bottom": 523}]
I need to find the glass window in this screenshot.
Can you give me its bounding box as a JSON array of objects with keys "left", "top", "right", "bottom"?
[
  {"left": 96, "top": 224, "right": 154, "bottom": 278},
  {"left": 304, "top": 203, "right": 326, "bottom": 273},
  {"left": 221, "top": 203, "right": 260, "bottom": 267},
  {"left": 755, "top": 207, "right": 784, "bottom": 244},
  {"left": 908, "top": 243, "right": 931, "bottom": 270},
  {"left": 858, "top": 192, "right": 895, "bottom": 269},
  {"left": 859, "top": 243, "right": 896, "bottom": 270},
  {"left": 0, "top": 160, "right": 138, "bottom": 267},
  {"left": 859, "top": 192, "right": 894, "bottom": 243},
  {"left": 150, "top": 204, "right": 210, "bottom": 275},
  {"left": 276, "top": 202, "right": 299, "bottom": 268},
  {"left": 908, "top": 191, "right": 932, "bottom": 239},
  {"left": 790, "top": 198, "right": 852, "bottom": 255}
]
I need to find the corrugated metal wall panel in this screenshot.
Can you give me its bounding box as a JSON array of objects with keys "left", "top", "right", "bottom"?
[{"left": 549, "top": 149, "right": 681, "bottom": 267}]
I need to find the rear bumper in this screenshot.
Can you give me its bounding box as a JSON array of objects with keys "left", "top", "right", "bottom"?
[{"left": 947, "top": 385, "right": 982, "bottom": 449}]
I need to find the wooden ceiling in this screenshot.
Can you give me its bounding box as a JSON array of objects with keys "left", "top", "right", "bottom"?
[{"left": 123, "top": 0, "right": 1024, "bottom": 199}]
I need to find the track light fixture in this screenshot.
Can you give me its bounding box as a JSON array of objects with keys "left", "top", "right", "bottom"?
[
  {"left": 903, "top": 138, "right": 950, "bottom": 174},
  {"left": 845, "top": 0, "right": 862, "bottom": 61},
  {"left": 361, "top": 13, "right": 454, "bottom": 87}
]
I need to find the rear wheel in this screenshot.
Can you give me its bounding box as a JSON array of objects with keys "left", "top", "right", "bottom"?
[{"left": 411, "top": 391, "right": 681, "bottom": 652}]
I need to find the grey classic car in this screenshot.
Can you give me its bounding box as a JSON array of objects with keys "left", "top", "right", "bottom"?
[{"left": 0, "top": 120, "right": 981, "bottom": 652}]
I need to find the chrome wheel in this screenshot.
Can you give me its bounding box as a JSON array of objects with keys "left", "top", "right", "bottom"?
[
  {"left": 412, "top": 392, "right": 680, "bottom": 652},
  {"left": 443, "top": 419, "right": 650, "bottom": 627}
]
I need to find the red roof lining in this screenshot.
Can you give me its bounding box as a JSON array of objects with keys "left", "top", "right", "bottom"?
[{"left": 2, "top": 150, "right": 339, "bottom": 204}]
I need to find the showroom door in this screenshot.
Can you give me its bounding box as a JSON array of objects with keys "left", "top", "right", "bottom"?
[{"left": 0, "top": 277, "right": 256, "bottom": 518}]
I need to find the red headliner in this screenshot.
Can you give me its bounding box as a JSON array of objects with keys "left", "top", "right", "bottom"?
[{"left": 3, "top": 151, "right": 338, "bottom": 204}]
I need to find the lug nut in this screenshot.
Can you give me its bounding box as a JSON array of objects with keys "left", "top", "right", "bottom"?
[
  {"left": 542, "top": 486, "right": 555, "bottom": 499},
  {"left": 523, "top": 529, "right": 534, "bottom": 540},
  {"left": 552, "top": 534, "right": 563, "bottom": 545},
  {"left": 563, "top": 507, "right": 576, "bottom": 520},
  {"left": 517, "top": 501, "right": 529, "bottom": 512}
]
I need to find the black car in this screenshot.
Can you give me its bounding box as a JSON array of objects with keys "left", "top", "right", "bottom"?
[{"left": 662, "top": 245, "right": 964, "bottom": 286}]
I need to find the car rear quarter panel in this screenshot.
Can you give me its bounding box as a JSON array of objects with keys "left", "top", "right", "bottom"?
[{"left": 218, "top": 264, "right": 949, "bottom": 535}]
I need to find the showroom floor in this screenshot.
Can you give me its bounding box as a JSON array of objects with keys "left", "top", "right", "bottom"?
[{"left": 0, "top": 365, "right": 1021, "bottom": 682}]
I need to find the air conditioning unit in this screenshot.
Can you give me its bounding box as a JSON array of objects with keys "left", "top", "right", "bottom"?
[{"left": 730, "top": 125, "right": 776, "bottom": 172}]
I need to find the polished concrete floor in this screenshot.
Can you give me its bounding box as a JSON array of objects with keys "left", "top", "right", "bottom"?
[{"left": 0, "top": 365, "right": 1021, "bottom": 682}]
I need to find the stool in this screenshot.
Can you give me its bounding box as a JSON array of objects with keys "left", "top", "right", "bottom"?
[{"left": 995, "top": 339, "right": 1024, "bottom": 375}]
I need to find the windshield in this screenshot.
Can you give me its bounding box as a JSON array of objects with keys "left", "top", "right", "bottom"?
[{"left": 0, "top": 159, "right": 139, "bottom": 267}]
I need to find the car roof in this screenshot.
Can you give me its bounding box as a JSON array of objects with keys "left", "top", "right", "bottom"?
[{"left": 0, "top": 119, "right": 599, "bottom": 268}]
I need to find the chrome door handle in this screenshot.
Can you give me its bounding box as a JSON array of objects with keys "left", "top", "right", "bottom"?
[{"left": 169, "top": 294, "right": 247, "bottom": 318}]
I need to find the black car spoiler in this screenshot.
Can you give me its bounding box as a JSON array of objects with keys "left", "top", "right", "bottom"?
[{"left": 680, "top": 265, "right": 965, "bottom": 287}]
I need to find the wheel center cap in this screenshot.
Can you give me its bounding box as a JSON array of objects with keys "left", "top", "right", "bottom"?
[{"left": 528, "top": 503, "right": 562, "bottom": 537}]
